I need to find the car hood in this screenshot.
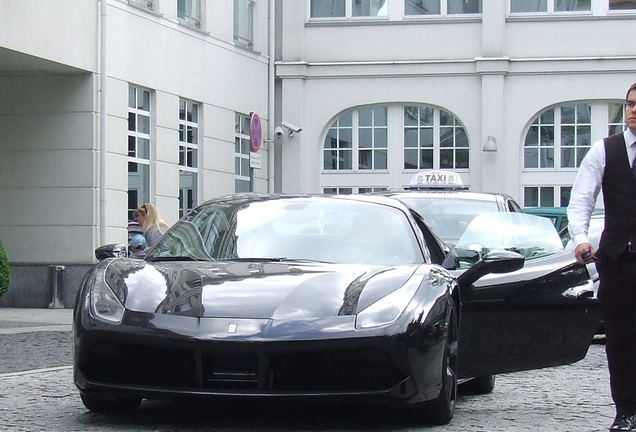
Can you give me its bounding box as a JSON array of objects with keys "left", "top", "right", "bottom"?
[{"left": 103, "top": 259, "right": 421, "bottom": 319}]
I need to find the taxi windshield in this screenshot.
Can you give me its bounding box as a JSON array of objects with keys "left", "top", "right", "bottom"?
[{"left": 399, "top": 196, "right": 499, "bottom": 245}]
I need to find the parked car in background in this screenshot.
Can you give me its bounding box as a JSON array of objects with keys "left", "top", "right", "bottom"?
[
  {"left": 74, "top": 193, "right": 599, "bottom": 425},
  {"left": 525, "top": 207, "right": 603, "bottom": 234},
  {"left": 376, "top": 170, "right": 524, "bottom": 247}
]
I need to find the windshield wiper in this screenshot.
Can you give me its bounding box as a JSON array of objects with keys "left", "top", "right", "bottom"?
[
  {"left": 147, "top": 256, "right": 208, "bottom": 262},
  {"left": 217, "top": 257, "right": 332, "bottom": 264}
]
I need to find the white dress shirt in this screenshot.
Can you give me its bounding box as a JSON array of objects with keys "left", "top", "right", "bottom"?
[{"left": 567, "top": 129, "right": 636, "bottom": 248}]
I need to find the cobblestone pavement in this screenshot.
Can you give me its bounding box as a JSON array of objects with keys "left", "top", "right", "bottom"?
[{"left": 0, "top": 329, "right": 616, "bottom": 432}]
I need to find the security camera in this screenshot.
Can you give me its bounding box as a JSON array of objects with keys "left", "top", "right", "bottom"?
[
  {"left": 281, "top": 121, "right": 302, "bottom": 133},
  {"left": 274, "top": 126, "right": 284, "bottom": 138}
]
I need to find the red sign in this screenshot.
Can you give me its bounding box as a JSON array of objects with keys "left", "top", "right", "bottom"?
[{"left": 250, "top": 113, "right": 262, "bottom": 152}]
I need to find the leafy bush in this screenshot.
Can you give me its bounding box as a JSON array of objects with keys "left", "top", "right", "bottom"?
[{"left": 0, "top": 241, "right": 10, "bottom": 299}]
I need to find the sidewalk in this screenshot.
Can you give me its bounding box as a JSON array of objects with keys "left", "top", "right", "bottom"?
[{"left": 0, "top": 308, "right": 73, "bottom": 335}]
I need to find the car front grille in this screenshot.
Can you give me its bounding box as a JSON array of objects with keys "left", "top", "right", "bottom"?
[{"left": 82, "top": 340, "right": 406, "bottom": 394}]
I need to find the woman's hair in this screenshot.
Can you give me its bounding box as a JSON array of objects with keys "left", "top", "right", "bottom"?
[{"left": 137, "top": 203, "right": 169, "bottom": 232}]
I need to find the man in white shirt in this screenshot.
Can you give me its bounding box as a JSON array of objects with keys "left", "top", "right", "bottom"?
[{"left": 568, "top": 81, "right": 636, "bottom": 431}]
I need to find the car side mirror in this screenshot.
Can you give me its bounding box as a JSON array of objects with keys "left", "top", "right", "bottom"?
[
  {"left": 457, "top": 250, "right": 525, "bottom": 288},
  {"left": 95, "top": 243, "right": 128, "bottom": 260}
]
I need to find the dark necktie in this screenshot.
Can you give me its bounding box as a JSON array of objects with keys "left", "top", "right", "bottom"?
[{"left": 633, "top": 147, "right": 636, "bottom": 177}]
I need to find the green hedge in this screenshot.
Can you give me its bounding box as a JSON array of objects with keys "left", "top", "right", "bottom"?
[{"left": 0, "top": 241, "right": 10, "bottom": 299}]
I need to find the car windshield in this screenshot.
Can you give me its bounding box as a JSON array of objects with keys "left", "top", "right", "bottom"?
[
  {"left": 397, "top": 196, "right": 499, "bottom": 245},
  {"left": 454, "top": 212, "right": 564, "bottom": 267},
  {"left": 146, "top": 197, "right": 423, "bottom": 265}
]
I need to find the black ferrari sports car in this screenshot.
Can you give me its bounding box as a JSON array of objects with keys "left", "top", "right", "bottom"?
[{"left": 74, "top": 193, "right": 599, "bottom": 425}]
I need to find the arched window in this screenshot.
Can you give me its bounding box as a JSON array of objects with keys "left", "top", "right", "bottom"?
[
  {"left": 321, "top": 104, "right": 469, "bottom": 193},
  {"left": 521, "top": 100, "right": 626, "bottom": 207}
]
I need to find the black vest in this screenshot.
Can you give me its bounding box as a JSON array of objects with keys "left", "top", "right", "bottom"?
[{"left": 599, "top": 133, "right": 636, "bottom": 261}]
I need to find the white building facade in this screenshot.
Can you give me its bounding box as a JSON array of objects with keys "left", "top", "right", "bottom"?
[
  {"left": 1, "top": 0, "right": 636, "bottom": 306},
  {"left": 0, "top": 0, "right": 273, "bottom": 306},
  {"left": 275, "top": 0, "right": 636, "bottom": 208}
]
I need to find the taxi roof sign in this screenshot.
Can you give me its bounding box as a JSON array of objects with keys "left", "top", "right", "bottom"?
[{"left": 407, "top": 170, "right": 466, "bottom": 190}]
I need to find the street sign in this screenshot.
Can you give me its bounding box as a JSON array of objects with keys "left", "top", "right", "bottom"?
[
  {"left": 250, "top": 112, "right": 262, "bottom": 152},
  {"left": 250, "top": 151, "right": 262, "bottom": 169}
]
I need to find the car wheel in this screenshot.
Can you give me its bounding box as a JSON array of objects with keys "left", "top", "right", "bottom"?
[
  {"left": 424, "top": 307, "right": 458, "bottom": 425},
  {"left": 80, "top": 393, "right": 142, "bottom": 413},
  {"left": 404, "top": 306, "right": 458, "bottom": 425},
  {"left": 459, "top": 374, "right": 496, "bottom": 395}
]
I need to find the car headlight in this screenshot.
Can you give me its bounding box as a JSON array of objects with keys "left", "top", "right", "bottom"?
[
  {"left": 355, "top": 277, "right": 420, "bottom": 329},
  {"left": 88, "top": 267, "right": 125, "bottom": 324}
]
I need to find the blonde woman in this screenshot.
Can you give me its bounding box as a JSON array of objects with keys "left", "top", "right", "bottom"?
[{"left": 135, "top": 203, "right": 170, "bottom": 249}]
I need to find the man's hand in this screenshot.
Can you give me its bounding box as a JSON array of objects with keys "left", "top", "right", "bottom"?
[{"left": 574, "top": 243, "right": 597, "bottom": 264}]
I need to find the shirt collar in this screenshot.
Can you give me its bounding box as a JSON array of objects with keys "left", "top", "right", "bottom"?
[{"left": 626, "top": 129, "right": 636, "bottom": 148}]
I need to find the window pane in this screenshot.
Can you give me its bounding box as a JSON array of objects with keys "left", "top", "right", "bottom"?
[
  {"left": 404, "top": 129, "right": 418, "bottom": 147},
  {"left": 405, "top": 0, "right": 440, "bottom": 15},
  {"left": 324, "top": 150, "right": 338, "bottom": 170},
  {"left": 440, "top": 149, "right": 454, "bottom": 169},
  {"left": 448, "top": 0, "right": 481, "bottom": 13},
  {"left": 353, "top": 0, "right": 387, "bottom": 16},
  {"left": 540, "top": 148, "right": 554, "bottom": 168},
  {"left": 374, "top": 107, "right": 388, "bottom": 125},
  {"left": 138, "top": 138, "right": 150, "bottom": 159},
  {"left": 375, "top": 149, "right": 388, "bottom": 169},
  {"left": 404, "top": 149, "right": 418, "bottom": 169},
  {"left": 311, "top": 0, "right": 345, "bottom": 17},
  {"left": 420, "top": 129, "right": 434, "bottom": 147},
  {"left": 420, "top": 149, "right": 433, "bottom": 168},
  {"left": 560, "top": 187, "right": 572, "bottom": 206},
  {"left": 609, "top": 0, "right": 636, "bottom": 9},
  {"left": 339, "top": 112, "right": 353, "bottom": 127},
  {"left": 359, "top": 108, "right": 372, "bottom": 126},
  {"left": 340, "top": 130, "right": 352, "bottom": 148},
  {"left": 179, "top": 99, "right": 186, "bottom": 120},
  {"left": 440, "top": 127, "right": 453, "bottom": 147},
  {"left": 555, "top": 0, "right": 591, "bottom": 11},
  {"left": 540, "top": 188, "right": 554, "bottom": 207},
  {"left": 359, "top": 129, "right": 372, "bottom": 148},
  {"left": 139, "top": 90, "right": 150, "bottom": 111},
  {"left": 525, "top": 148, "right": 539, "bottom": 168},
  {"left": 374, "top": 129, "right": 387, "bottom": 147},
  {"left": 561, "top": 147, "right": 575, "bottom": 168},
  {"left": 456, "top": 149, "right": 469, "bottom": 169},
  {"left": 455, "top": 128, "right": 468, "bottom": 147},
  {"left": 511, "top": 0, "right": 547, "bottom": 12},
  {"left": 341, "top": 150, "right": 352, "bottom": 170},
  {"left": 525, "top": 187, "right": 539, "bottom": 207},
  {"left": 234, "top": 0, "right": 254, "bottom": 47},
  {"left": 359, "top": 149, "right": 372, "bottom": 169},
  {"left": 138, "top": 115, "right": 150, "bottom": 134}
]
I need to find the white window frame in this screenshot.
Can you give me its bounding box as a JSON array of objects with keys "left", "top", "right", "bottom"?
[
  {"left": 128, "top": 85, "right": 153, "bottom": 219},
  {"left": 523, "top": 185, "right": 572, "bottom": 208},
  {"left": 309, "top": 0, "right": 389, "bottom": 19},
  {"left": 523, "top": 102, "right": 600, "bottom": 171},
  {"left": 128, "top": 0, "right": 155, "bottom": 11},
  {"left": 323, "top": 107, "right": 389, "bottom": 172},
  {"left": 404, "top": 0, "right": 482, "bottom": 16},
  {"left": 178, "top": 0, "right": 203, "bottom": 28},
  {"left": 235, "top": 112, "right": 252, "bottom": 192},
  {"left": 509, "top": 0, "right": 591, "bottom": 14},
  {"left": 179, "top": 98, "right": 200, "bottom": 218},
  {"left": 234, "top": 0, "right": 255, "bottom": 49}
]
